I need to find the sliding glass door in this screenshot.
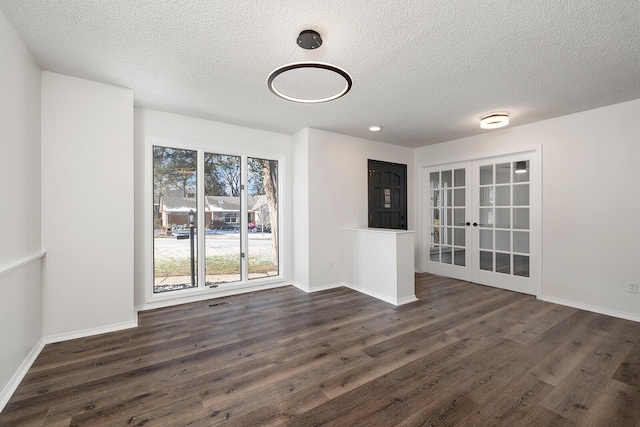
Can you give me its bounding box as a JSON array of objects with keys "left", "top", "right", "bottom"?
[
  {"left": 153, "top": 146, "right": 199, "bottom": 292},
  {"left": 151, "top": 141, "right": 281, "bottom": 296},
  {"left": 203, "top": 153, "right": 242, "bottom": 285},
  {"left": 247, "top": 157, "right": 279, "bottom": 279}
]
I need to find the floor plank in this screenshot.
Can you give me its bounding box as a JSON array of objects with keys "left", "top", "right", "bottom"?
[{"left": 2, "top": 274, "right": 640, "bottom": 426}]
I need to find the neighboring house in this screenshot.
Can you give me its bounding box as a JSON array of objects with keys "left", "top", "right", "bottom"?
[
  {"left": 153, "top": 188, "right": 196, "bottom": 223},
  {"left": 158, "top": 195, "right": 270, "bottom": 230},
  {"left": 158, "top": 196, "right": 197, "bottom": 229}
]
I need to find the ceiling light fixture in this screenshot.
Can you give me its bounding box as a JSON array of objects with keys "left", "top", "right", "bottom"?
[
  {"left": 480, "top": 113, "right": 509, "bottom": 129},
  {"left": 267, "top": 30, "right": 352, "bottom": 104},
  {"left": 369, "top": 125, "right": 382, "bottom": 132},
  {"left": 515, "top": 161, "right": 528, "bottom": 174}
]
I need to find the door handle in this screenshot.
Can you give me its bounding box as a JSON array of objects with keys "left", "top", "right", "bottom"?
[
  {"left": 473, "top": 222, "right": 478, "bottom": 227},
  {"left": 466, "top": 222, "right": 470, "bottom": 226}
]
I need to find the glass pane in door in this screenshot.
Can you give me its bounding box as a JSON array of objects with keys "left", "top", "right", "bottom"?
[
  {"left": 496, "top": 230, "right": 510, "bottom": 252},
  {"left": 441, "top": 247, "right": 453, "bottom": 264},
  {"left": 495, "top": 186, "right": 510, "bottom": 206},
  {"left": 496, "top": 252, "right": 511, "bottom": 274},
  {"left": 513, "top": 184, "right": 529, "bottom": 205},
  {"left": 480, "top": 251, "right": 493, "bottom": 271},
  {"left": 496, "top": 163, "right": 511, "bottom": 184},
  {"left": 442, "top": 170, "right": 452, "bottom": 188},
  {"left": 513, "top": 160, "right": 530, "bottom": 181},
  {"left": 204, "top": 153, "right": 242, "bottom": 285},
  {"left": 513, "top": 231, "right": 529, "bottom": 253},
  {"left": 495, "top": 208, "right": 510, "bottom": 228},
  {"left": 477, "top": 158, "right": 531, "bottom": 278},
  {"left": 454, "top": 169, "right": 465, "bottom": 187},
  {"left": 153, "top": 146, "right": 198, "bottom": 293},
  {"left": 428, "top": 167, "right": 467, "bottom": 268},
  {"left": 247, "top": 157, "right": 279, "bottom": 279},
  {"left": 514, "top": 255, "right": 530, "bottom": 277},
  {"left": 480, "top": 165, "right": 493, "bottom": 185},
  {"left": 429, "top": 172, "right": 441, "bottom": 262},
  {"left": 450, "top": 168, "right": 466, "bottom": 265}
]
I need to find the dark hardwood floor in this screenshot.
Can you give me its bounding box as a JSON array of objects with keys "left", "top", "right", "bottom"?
[{"left": 2, "top": 274, "right": 640, "bottom": 426}]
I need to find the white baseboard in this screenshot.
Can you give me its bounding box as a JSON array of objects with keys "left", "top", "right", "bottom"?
[
  {"left": 294, "top": 281, "right": 418, "bottom": 306},
  {"left": 0, "top": 338, "right": 45, "bottom": 412},
  {"left": 396, "top": 295, "right": 420, "bottom": 305},
  {"left": 538, "top": 295, "right": 640, "bottom": 323},
  {"left": 43, "top": 320, "right": 138, "bottom": 345},
  {"left": 344, "top": 283, "right": 418, "bottom": 306},
  {"left": 303, "top": 282, "right": 344, "bottom": 293}
]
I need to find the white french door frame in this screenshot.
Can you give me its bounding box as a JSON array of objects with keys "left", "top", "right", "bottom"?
[
  {"left": 144, "top": 135, "right": 286, "bottom": 306},
  {"left": 419, "top": 146, "right": 542, "bottom": 297}
]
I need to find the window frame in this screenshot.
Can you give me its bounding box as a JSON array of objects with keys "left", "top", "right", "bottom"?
[{"left": 144, "top": 136, "right": 286, "bottom": 306}]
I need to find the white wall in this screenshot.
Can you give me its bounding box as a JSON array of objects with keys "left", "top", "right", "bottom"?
[
  {"left": 41, "top": 72, "right": 135, "bottom": 338},
  {"left": 415, "top": 99, "right": 640, "bottom": 319},
  {"left": 0, "top": 8, "right": 43, "bottom": 408},
  {"left": 133, "top": 108, "right": 293, "bottom": 307},
  {"left": 292, "top": 128, "right": 310, "bottom": 290},
  {"left": 301, "top": 128, "right": 415, "bottom": 290}
]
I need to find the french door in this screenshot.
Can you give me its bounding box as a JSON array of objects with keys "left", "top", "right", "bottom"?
[{"left": 424, "top": 151, "right": 540, "bottom": 295}]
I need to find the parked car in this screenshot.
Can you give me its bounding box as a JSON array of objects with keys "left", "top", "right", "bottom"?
[{"left": 173, "top": 229, "right": 192, "bottom": 239}]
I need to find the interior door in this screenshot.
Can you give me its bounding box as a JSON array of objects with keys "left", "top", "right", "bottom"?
[
  {"left": 424, "top": 151, "right": 539, "bottom": 295},
  {"left": 472, "top": 154, "right": 537, "bottom": 295},
  {"left": 368, "top": 159, "right": 407, "bottom": 229},
  {"left": 424, "top": 162, "right": 472, "bottom": 281}
]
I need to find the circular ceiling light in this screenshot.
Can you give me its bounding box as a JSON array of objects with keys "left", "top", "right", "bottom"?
[
  {"left": 267, "top": 30, "right": 352, "bottom": 104},
  {"left": 480, "top": 113, "right": 509, "bottom": 129},
  {"left": 369, "top": 125, "right": 382, "bottom": 132},
  {"left": 267, "top": 62, "right": 352, "bottom": 104}
]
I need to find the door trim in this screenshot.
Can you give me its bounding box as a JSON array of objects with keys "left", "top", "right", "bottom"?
[{"left": 418, "top": 146, "right": 542, "bottom": 297}]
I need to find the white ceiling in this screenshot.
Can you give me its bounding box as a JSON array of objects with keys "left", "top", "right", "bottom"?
[{"left": 1, "top": 1, "right": 639, "bottom": 148}]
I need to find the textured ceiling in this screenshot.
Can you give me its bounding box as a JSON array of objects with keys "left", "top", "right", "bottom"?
[{"left": 1, "top": 1, "right": 638, "bottom": 148}]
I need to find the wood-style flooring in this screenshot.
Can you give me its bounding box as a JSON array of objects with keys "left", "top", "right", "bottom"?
[{"left": 2, "top": 274, "right": 640, "bottom": 426}]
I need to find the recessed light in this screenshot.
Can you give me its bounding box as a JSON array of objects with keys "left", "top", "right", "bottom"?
[
  {"left": 480, "top": 113, "right": 509, "bottom": 129},
  {"left": 369, "top": 125, "right": 382, "bottom": 132}
]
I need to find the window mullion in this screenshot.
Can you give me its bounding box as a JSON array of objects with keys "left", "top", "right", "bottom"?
[
  {"left": 197, "top": 149, "right": 206, "bottom": 288},
  {"left": 241, "top": 155, "right": 248, "bottom": 281}
]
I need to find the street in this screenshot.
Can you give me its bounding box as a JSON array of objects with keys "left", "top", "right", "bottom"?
[{"left": 154, "top": 232, "right": 274, "bottom": 260}]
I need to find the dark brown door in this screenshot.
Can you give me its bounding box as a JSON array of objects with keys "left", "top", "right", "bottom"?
[{"left": 368, "top": 159, "right": 407, "bottom": 229}]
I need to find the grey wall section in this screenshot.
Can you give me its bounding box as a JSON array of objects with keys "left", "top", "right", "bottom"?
[
  {"left": 41, "top": 72, "right": 135, "bottom": 338},
  {"left": 0, "top": 8, "right": 43, "bottom": 407}
]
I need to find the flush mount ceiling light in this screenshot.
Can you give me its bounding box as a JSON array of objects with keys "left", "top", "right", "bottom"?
[
  {"left": 480, "top": 113, "right": 509, "bottom": 129},
  {"left": 267, "top": 30, "right": 352, "bottom": 104},
  {"left": 369, "top": 125, "right": 383, "bottom": 132},
  {"left": 515, "top": 161, "right": 528, "bottom": 174}
]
